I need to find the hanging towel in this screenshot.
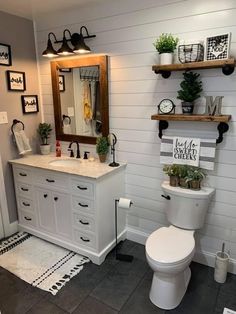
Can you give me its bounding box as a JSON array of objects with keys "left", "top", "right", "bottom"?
[
  {"left": 83, "top": 81, "right": 93, "bottom": 123},
  {"left": 160, "top": 135, "right": 216, "bottom": 170},
  {"left": 13, "top": 130, "right": 32, "bottom": 155},
  {"left": 172, "top": 137, "right": 200, "bottom": 167},
  {"left": 63, "top": 123, "right": 72, "bottom": 134}
]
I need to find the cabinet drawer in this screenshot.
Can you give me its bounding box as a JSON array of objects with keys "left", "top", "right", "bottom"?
[
  {"left": 14, "top": 167, "right": 32, "bottom": 183},
  {"left": 17, "top": 197, "right": 34, "bottom": 212},
  {"left": 19, "top": 210, "right": 37, "bottom": 228},
  {"left": 34, "top": 169, "right": 69, "bottom": 190},
  {"left": 72, "top": 196, "right": 94, "bottom": 214},
  {"left": 73, "top": 229, "right": 96, "bottom": 249},
  {"left": 73, "top": 212, "right": 95, "bottom": 232},
  {"left": 15, "top": 182, "right": 33, "bottom": 198},
  {"left": 71, "top": 179, "right": 94, "bottom": 199}
]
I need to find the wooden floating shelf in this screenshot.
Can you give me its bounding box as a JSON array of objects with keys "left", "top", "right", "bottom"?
[
  {"left": 152, "top": 58, "right": 235, "bottom": 73},
  {"left": 151, "top": 114, "right": 231, "bottom": 123}
]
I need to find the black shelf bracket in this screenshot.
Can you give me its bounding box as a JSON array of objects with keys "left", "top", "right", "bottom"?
[
  {"left": 216, "top": 122, "right": 229, "bottom": 144},
  {"left": 154, "top": 70, "right": 171, "bottom": 79},
  {"left": 222, "top": 64, "right": 235, "bottom": 76},
  {"left": 158, "top": 120, "right": 169, "bottom": 138}
]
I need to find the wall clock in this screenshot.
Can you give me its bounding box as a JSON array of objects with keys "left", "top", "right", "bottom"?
[{"left": 158, "top": 99, "right": 175, "bottom": 114}]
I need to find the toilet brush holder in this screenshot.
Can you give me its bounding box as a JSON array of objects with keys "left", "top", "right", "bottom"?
[{"left": 214, "top": 251, "right": 229, "bottom": 283}]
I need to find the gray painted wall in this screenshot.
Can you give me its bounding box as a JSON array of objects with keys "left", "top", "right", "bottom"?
[{"left": 0, "top": 11, "right": 40, "bottom": 222}]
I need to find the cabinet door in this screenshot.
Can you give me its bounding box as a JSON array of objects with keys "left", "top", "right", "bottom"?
[
  {"left": 53, "top": 191, "right": 72, "bottom": 239},
  {"left": 35, "top": 188, "right": 55, "bottom": 233}
]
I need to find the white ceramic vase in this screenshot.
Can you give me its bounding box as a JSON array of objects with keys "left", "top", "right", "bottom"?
[
  {"left": 159, "top": 53, "right": 173, "bottom": 65},
  {"left": 40, "top": 144, "right": 51, "bottom": 155}
]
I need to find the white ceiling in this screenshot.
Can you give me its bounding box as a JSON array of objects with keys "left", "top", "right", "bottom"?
[{"left": 0, "top": 0, "right": 109, "bottom": 20}]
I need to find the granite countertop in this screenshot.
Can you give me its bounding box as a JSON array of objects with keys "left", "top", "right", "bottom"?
[{"left": 9, "top": 154, "right": 126, "bottom": 179}]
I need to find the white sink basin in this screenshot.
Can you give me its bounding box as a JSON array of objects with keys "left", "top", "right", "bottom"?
[{"left": 49, "top": 159, "right": 81, "bottom": 167}]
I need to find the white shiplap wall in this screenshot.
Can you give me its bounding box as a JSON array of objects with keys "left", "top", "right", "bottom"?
[{"left": 35, "top": 0, "right": 236, "bottom": 272}]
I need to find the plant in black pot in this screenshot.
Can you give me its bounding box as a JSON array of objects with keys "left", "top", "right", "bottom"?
[
  {"left": 96, "top": 136, "right": 109, "bottom": 163},
  {"left": 37, "top": 123, "right": 52, "bottom": 155},
  {"left": 177, "top": 71, "right": 203, "bottom": 115}
]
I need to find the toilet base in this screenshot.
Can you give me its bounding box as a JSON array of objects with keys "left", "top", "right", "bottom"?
[{"left": 149, "top": 266, "right": 191, "bottom": 310}]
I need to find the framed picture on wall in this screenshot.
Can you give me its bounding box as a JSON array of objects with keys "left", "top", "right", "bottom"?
[
  {"left": 7, "top": 70, "right": 26, "bottom": 91},
  {"left": 204, "top": 33, "right": 231, "bottom": 61},
  {"left": 59, "top": 75, "right": 65, "bottom": 92},
  {"left": 0, "top": 43, "right": 12, "bottom": 66},
  {"left": 21, "top": 95, "right": 39, "bottom": 114}
]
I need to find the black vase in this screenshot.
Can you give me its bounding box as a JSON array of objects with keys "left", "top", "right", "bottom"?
[{"left": 182, "top": 102, "right": 194, "bottom": 115}]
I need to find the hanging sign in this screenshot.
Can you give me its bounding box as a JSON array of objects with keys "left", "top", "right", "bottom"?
[{"left": 173, "top": 137, "right": 200, "bottom": 166}]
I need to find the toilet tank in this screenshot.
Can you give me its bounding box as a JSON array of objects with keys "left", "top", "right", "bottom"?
[{"left": 161, "top": 181, "right": 215, "bottom": 230}]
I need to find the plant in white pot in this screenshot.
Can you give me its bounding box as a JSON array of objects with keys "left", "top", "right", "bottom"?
[
  {"left": 153, "top": 33, "right": 179, "bottom": 65},
  {"left": 177, "top": 71, "right": 203, "bottom": 115},
  {"left": 37, "top": 123, "right": 52, "bottom": 155}
]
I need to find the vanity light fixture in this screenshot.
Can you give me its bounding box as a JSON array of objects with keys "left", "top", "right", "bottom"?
[{"left": 42, "top": 26, "right": 96, "bottom": 58}]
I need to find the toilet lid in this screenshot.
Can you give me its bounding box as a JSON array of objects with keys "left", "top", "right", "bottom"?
[{"left": 146, "top": 226, "right": 195, "bottom": 265}]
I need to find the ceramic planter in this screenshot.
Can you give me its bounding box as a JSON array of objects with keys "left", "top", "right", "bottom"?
[
  {"left": 182, "top": 101, "right": 194, "bottom": 115},
  {"left": 98, "top": 154, "right": 107, "bottom": 163},
  {"left": 159, "top": 53, "right": 173, "bottom": 65},
  {"left": 179, "top": 178, "right": 189, "bottom": 189},
  {"left": 190, "top": 180, "right": 201, "bottom": 190},
  {"left": 169, "top": 175, "right": 179, "bottom": 187},
  {"left": 40, "top": 144, "right": 51, "bottom": 155}
]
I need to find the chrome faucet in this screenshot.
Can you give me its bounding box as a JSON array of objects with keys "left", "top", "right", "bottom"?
[{"left": 68, "top": 141, "right": 80, "bottom": 158}]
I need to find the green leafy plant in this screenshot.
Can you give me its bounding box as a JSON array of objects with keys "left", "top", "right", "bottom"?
[
  {"left": 96, "top": 136, "right": 109, "bottom": 155},
  {"left": 153, "top": 33, "right": 179, "bottom": 54},
  {"left": 185, "top": 166, "right": 206, "bottom": 182},
  {"left": 177, "top": 71, "right": 203, "bottom": 102},
  {"left": 178, "top": 165, "right": 188, "bottom": 178},
  {"left": 37, "top": 123, "right": 52, "bottom": 145},
  {"left": 163, "top": 164, "right": 179, "bottom": 177}
]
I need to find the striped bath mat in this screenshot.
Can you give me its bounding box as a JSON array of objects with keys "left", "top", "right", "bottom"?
[{"left": 0, "top": 232, "right": 89, "bottom": 295}]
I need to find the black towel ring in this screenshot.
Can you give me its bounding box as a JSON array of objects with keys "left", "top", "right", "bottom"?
[
  {"left": 11, "top": 119, "right": 25, "bottom": 133},
  {"left": 62, "top": 115, "right": 71, "bottom": 125}
]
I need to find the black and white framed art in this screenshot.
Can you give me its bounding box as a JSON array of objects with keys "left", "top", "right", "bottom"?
[
  {"left": 204, "top": 33, "right": 231, "bottom": 61},
  {"left": 59, "top": 75, "right": 65, "bottom": 92},
  {"left": 7, "top": 71, "right": 26, "bottom": 91},
  {"left": 0, "top": 43, "right": 12, "bottom": 66},
  {"left": 21, "top": 95, "right": 39, "bottom": 114}
]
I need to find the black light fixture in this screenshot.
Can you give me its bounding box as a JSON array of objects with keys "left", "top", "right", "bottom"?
[
  {"left": 42, "top": 32, "right": 58, "bottom": 58},
  {"left": 42, "top": 26, "right": 96, "bottom": 58}
]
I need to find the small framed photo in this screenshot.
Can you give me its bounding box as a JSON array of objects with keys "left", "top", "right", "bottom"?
[
  {"left": 0, "top": 43, "right": 12, "bottom": 66},
  {"left": 21, "top": 95, "right": 39, "bottom": 114},
  {"left": 59, "top": 68, "right": 71, "bottom": 73},
  {"left": 205, "top": 33, "right": 231, "bottom": 61},
  {"left": 7, "top": 70, "right": 26, "bottom": 91},
  {"left": 59, "top": 75, "right": 65, "bottom": 92}
]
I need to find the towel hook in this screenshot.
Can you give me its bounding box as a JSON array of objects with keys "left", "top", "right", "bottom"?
[
  {"left": 62, "top": 114, "right": 71, "bottom": 125},
  {"left": 11, "top": 119, "right": 25, "bottom": 133}
]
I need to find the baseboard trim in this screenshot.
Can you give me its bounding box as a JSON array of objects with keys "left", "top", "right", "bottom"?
[{"left": 126, "top": 226, "right": 236, "bottom": 275}]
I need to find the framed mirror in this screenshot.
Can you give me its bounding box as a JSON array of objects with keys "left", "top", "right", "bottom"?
[{"left": 51, "top": 55, "right": 109, "bottom": 144}]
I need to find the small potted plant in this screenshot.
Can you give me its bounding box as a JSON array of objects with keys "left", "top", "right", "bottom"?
[
  {"left": 185, "top": 166, "right": 206, "bottom": 190},
  {"left": 177, "top": 71, "right": 203, "bottom": 114},
  {"left": 178, "top": 165, "right": 189, "bottom": 188},
  {"left": 37, "top": 123, "right": 52, "bottom": 155},
  {"left": 96, "top": 136, "right": 109, "bottom": 163},
  {"left": 153, "top": 33, "right": 179, "bottom": 65},
  {"left": 163, "top": 164, "right": 179, "bottom": 187}
]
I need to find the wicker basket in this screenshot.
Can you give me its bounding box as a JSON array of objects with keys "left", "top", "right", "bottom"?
[{"left": 178, "top": 44, "right": 204, "bottom": 63}]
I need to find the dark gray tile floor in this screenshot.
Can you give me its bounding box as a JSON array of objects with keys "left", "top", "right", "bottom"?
[{"left": 0, "top": 240, "right": 235, "bottom": 314}]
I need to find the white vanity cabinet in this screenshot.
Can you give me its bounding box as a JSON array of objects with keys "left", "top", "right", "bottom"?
[{"left": 11, "top": 158, "right": 125, "bottom": 265}]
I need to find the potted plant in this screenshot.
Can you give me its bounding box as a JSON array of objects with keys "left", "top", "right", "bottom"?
[
  {"left": 178, "top": 165, "right": 189, "bottom": 188},
  {"left": 37, "top": 123, "right": 52, "bottom": 155},
  {"left": 153, "top": 33, "right": 179, "bottom": 65},
  {"left": 96, "top": 136, "right": 109, "bottom": 162},
  {"left": 185, "top": 166, "right": 206, "bottom": 190},
  {"left": 177, "top": 71, "right": 203, "bottom": 115},
  {"left": 163, "top": 164, "right": 179, "bottom": 187}
]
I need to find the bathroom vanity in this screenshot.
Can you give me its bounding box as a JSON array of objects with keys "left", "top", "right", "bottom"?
[{"left": 10, "top": 155, "right": 126, "bottom": 265}]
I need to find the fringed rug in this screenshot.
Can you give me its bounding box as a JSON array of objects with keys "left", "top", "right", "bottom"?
[{"left": 0, "top": 232, "right": 90, "bottom": 295}]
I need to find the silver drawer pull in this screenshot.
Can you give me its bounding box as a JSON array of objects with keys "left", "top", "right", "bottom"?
[
  {"left": 80, "top": 236, "right": 90, "bottom": 242},
  {"left": 79, "top": 219, "right": 89, "bottom": 225},
  {"left": 77, "top": 186, "right": 87, "bottom": 190},
  {"left": 46, "top": 179, "right": 55, "bottom": 183},
  {"left": 22, "top": 202, "right": 30, "bottom": 207},
  {"left": 78, "top": 203, "right": 88, "bottom": 208},
  {"left": 21, "top": 187, "right": 29, "bottom": 192},
  {"left": 24, "top": 216, "right": 32, "bottom": 221},
  {"left": 19, "top": 172, "right": 27, "bottom": 177}
]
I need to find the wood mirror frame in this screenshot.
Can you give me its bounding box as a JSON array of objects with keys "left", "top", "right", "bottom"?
[{"left": 51, "top": 54, "right": 109, "bottom": 144}]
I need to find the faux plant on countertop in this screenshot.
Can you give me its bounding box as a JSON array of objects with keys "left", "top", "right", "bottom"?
[{"left": 37, "top": 123, "right": 52, "bottom": 145}]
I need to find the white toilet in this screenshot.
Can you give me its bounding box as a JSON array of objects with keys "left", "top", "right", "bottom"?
[{"left": 145, "top": 181, "right": 215, "bottom": 310}]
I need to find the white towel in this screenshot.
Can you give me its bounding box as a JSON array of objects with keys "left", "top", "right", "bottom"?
[
  {"left": 63, "top": 123, "right": 72, "bottom": 134},
  {"left": 160, "top": 135, "right": 216, "bottom": 170},
  {"left": 14, "top": 130, "right": 32, "bottom": 155}
]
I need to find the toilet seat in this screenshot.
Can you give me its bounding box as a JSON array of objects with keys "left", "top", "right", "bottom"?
[{"left": 146, "top": 226, "right": 195, "bottom": 266}]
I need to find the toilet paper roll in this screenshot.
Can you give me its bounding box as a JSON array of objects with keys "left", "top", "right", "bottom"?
[{"left": 118, "top": 198, "right": 132, "bottom": 209}]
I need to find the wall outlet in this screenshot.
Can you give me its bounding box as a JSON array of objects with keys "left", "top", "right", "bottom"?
[
  {"left": 0, "top": 112, "right": 8, "bottom": 124},
  {"left": 223, "top": 308, "right": 236, "bottom": 314}
]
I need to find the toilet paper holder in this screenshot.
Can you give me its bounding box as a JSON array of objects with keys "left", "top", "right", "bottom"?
[{"left": 115, "top": 198, "right": 133, "bottom": 262}]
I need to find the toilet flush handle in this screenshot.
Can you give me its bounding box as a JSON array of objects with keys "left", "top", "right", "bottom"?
[{"left": 161, "top": 194, "right": 171, "bottom": 200}]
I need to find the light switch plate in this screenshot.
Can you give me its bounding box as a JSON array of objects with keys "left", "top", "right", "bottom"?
[
  {"left": 223, "top": 308, "right": 236, "bottom": 314},
  {"left": 0, "top": 112, "right": 8, "bottom": 124}
]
